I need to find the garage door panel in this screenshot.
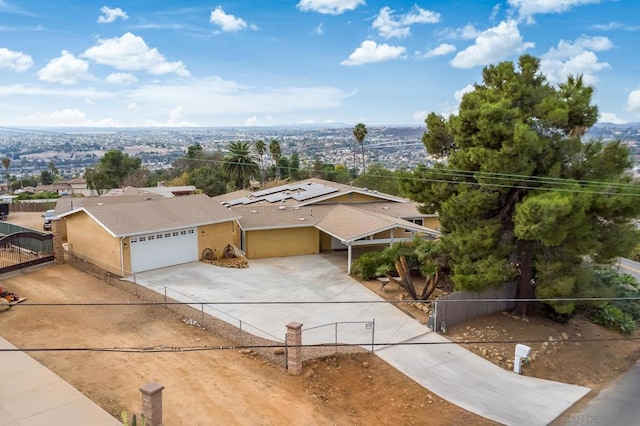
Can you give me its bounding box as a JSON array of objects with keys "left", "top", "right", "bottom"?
[{"left": 130, "top": 228, "right": 198, "bottom": 273}]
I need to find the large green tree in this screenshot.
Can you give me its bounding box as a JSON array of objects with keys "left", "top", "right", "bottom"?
[
  {"left": 85, "top": 150, "right": 142, "bottom": 194},
  {"left": 402, "top": 55, "right": 640, "bottom": 315},
  {"left": 222, "top": 141, "right": 259, "bottom": 190}
]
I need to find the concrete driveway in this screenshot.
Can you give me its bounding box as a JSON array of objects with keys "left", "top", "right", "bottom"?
[{"left": 129, "top": 254, "right": 590, "bottom": 425}]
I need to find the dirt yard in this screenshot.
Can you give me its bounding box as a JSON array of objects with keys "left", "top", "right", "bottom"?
[
  {"left": 0, "top": 265, "right": 487, "bottom": 425},
  {"left": 4, "top": 211, "right": 46, "bottom": 231}
]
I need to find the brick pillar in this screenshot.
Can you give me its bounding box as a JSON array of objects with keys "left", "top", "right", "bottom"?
[
  {"left": 140, "top": 382, "right": 165, "bottom": 426},
  {"left": 51, "top": 219, "right": 64, "bottom": 265},
  {"left": 286, "top": 321, "right": 303, "bottom": 375}
]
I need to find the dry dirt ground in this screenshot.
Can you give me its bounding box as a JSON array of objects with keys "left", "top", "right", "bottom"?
[
  {"left": 4, "top": 211, "right": 47, "bottom": 231},
  {"left": 0, "top": 265, "right": 487, "bottom": 425}
]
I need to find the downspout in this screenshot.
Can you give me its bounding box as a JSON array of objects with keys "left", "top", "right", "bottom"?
[
  {"left": 119, "top": 237, "right": 125, "bottom": 276},
  {"left": 347, "top": 242, "right": 352, "bottom": 275}
]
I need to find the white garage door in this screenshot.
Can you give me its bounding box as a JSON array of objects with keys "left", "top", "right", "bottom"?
[{"left": 130, "top": 228, "right": 198, "bottom": 273}]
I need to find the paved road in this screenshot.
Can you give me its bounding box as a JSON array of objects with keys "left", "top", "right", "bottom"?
[
  {"left": 130, "top": 254, "right": 591, "bottom": 425},
  {"left": 617, "top": 258, "right": 640, "bottom": 283},
  {"left": 567, "top": 361, "right": 640, "bottom": 426}
]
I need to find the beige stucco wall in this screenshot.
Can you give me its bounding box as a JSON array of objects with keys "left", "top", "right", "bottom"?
[
  {"left": 319, "top": 231, "right": 332, "bottom": 251},
  {"left": 423, "top": 216, "right": 440, "bottom": 230},
  {"left": 245, "top": 227, "right": 319, "bottom": 258},
  {"left": 65, "top": 212, "right": 123, "bottom": 276},
  {"left": 197, "top": 220, "right": 236, "bottom": 259}
]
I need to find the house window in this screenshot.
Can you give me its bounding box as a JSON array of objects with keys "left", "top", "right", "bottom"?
[
  {"left": 172, "top": 232, "right": 178, "bottom": 237},
  {"left": 180, "top": 230, "right": 186, "bottom": 235},
  {"left": 148, "top": 235, "right": 154, "bottom": 240},
  {"left": 188, "top": 229, "right": 194, "bottom": 234},
  {"left": 130, "top": 238, "right": 137, "bottom": 244},
  {"left": 165, "top": 233, "right": 171, "bottom": 238},
  {"left": 157, "top": 234, "right": 163, "bottom": 239},
  {"left": 139, "top": 237, "right": 146, "bottom": 242},
  {"left": 405, "top": 218, "right": 424, "bottom": 233}
]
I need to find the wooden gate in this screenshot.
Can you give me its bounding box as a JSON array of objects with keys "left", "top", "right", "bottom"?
[{"left": 0, "top": 232, "right": 54, "bottom": 274}]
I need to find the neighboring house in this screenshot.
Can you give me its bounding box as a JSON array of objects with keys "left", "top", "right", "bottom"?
[
  {"left": 212, "top": 178, "right": 440, "bottom": 273},
  {"left": 103, "top": 184, "right": 197, "bottom": 198},
  {"left": 35, "top": 183, "right": 73, "bottom": 195},
  {"left": 65, "top": 177, "right": 90, "bottom": 196},
  {"left": 56, "top": 194, "right": 240, "bottom": 276}
]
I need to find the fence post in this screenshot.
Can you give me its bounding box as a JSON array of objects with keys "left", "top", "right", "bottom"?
[
  {"left": 240, "top": 321, "right": 244, "bottom": 347},
  {"left": 139, "top": 382, "right": 164, "bottom": 426},
  {"left": 371, "top": 319, "right": 375, "bottom": 353},
  {"left": 201, "top": 303, "right": 204, "bottom": 325},
  {"left": 164, "top": 287, "right": 167, "bottom": 305},
  {"left": 286, "top": 322, "right": 303, "bottom": 375},
  {"left": 334, "top": 322, "right": 338, "bottom": 354}
]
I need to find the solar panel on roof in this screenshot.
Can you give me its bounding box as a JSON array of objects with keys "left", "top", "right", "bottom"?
[
  {"left": 292, "top": 185, "right": 339, "bottom": 201},
  {"left": 265, "top": 193, "right": 291, "bottom": 203},
  {"left": 252, "top": 185, "right": 292, "bottom": 197},
  {"left": 227, "top": 197, "right": 251, "bottom": 206}
]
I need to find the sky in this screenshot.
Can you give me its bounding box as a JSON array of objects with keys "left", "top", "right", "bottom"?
[{"left": 0, "top": 0, "right": 639, "bottom": 128}]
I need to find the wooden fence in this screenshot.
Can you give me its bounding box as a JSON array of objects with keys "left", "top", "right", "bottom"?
[
  {"left": 432, "top": 282, "right": 517, "bottom": 333},
  {"left": 8, "top": 202, "right": 57, "bottom": 213}
]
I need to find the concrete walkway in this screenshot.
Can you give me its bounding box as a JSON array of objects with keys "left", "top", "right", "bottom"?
[
  {"left": 0, "top": 337, "right": 119, "bottom": 426},
  {"left": 129, "top": 255, "right": 590, "bottom": 425}
]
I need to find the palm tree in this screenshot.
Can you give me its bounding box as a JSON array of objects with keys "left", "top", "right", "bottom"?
[
  {"left": 255, "top": 139, "right": 266, "bottom": 182},
  {"left": 222, "top": 141, "right": 259, "bottom": 190},
  {"left": 1, "top": 157, "right": 10, "bottom": 188},
  {"left": 353, "top": 123, "right": 367, "bottom": 174},
  {"left": 269, "top": 139, "right": 282, "bottom": 180}
]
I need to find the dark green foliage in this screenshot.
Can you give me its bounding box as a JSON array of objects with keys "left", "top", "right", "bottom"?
[
  {"left": 591, "top": 304, "right": 637, "bottom": 334},
  {"left": 591, "top": 267, "right": 640, "bottom": 322},
  {"left": 351, "top": 251, "right": 387, "bottom": 280},
  {"left": 15, "top": 191, "right": 59, "bottom": 200},
  {"left": 353, "top": 164, "right": 403, "bottom": 196},
  {"left": 188, "top": 166, "right": 226, "bottom": 196},
  {"left": 402, "top": 54, "right": 640, "bottom": 315},
  {"left": 85, "top": 150, "right": 142, "bottom": 194},
  {"left": 40, "top": 170, "right": 54, "bottom": 185},
  {"left": 222, "top": 141, "right": 259, "bottom": 190}
]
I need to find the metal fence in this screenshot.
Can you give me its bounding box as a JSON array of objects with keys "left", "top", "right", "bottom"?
[
  {"left": 300, "top": 320, "right": 374, "bottom": 361},
  {"left": 0, "top": 222, "right": 35, "bottom": 235},
  {"left": 431, "top": 282, "right": 517, "bottom": 333}
]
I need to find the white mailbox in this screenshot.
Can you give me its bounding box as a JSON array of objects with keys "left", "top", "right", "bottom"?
[{"left": 514, "top": 344, "right": 531, "bottom": 374}]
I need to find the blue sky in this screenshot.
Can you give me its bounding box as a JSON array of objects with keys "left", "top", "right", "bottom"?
[{"left": 0, "top": 0, "right": 639, "bottom": 127}]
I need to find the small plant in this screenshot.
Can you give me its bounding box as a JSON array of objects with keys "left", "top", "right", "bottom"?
[
  {"left": 351, "top": 251, "right": 387, "bottom": 280},
  {"left": 592, "top": 304, "right": 637, "bottom": 335},
  {"left": 121, "top": 410, "right": 145, "bottom": 426}
]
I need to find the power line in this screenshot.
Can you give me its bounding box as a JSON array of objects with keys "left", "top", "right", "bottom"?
[
  {"left": 2, "top": 336, "right": 639, "bottom": 354},
  {"left": 7, "top": 296, "right": 640, "bottom": 307}
]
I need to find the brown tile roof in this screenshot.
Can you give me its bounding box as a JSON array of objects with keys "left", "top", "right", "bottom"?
[
  {"left": 58, "top": 194, "right": 240, "bottom": 237},
  {"left": 54, "top": 195, "right": 164, "bottom": 215}
]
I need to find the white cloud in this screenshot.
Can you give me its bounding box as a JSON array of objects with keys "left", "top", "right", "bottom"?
[
  {"left": 97, "top": 6, "right": 128, "bottom": 24},
  {"left": 373, "top": 6, "right": 440, "bottom": 39},
  {"left": 106, "top": 72, "right": 138, "bottom": 84},
  {"left": 437, "top": 24, "right": 479, "bottom": 40},
  {"left": 423, "top": 43, "right": 456, "bottom": 58},
  {"left": 127, "top": 102, "right": 140, "bottom": 110},
  {"left": 82, "top": 32, "right": 190, "bottom": 77},
  {"left": 450, "top": 20, "right": 534, "bottom": 68},
  {"left": 25, "top": 108, "right": 123, "bottom": 127},
  {"left": 454, "top": 84, "right": 475, "bottom": 103},
  {"left": 412, "top": 110, "right": 428, "bottom": 123},
  {"left": 508, "top": 0, "right": 601, "bottom": 23},
  {"left": 244, "top": 115, "right": 274, "bottom": 126},
  {"left": 210, "top": 6, "right": 252, "bottom": 32},
  {"left": 627, "top": 89, "right": 640, "bottom": 115},
  {"left": 598, "top": 112, "right": 626, "bottom": 124},
  {"left": 313, "top": 22, "right": 323, "bottom": 35},
  {"left": 540, "top": 35, "right": 612, "bottom": 84},
  {"left": 37, "top": 51, "right": 91, "bottom": 84},
  {"left": 590, "top": 22, "right": 640, "bottom": 32},
  {"left": 341, "top": 40, "right": 406, "bottom": 66},
  {"left": 0, "top": 47, "right": 33, "bottom": 71},
  {"left": 296, "top": 0, "right": 365, "bottom": 15}
]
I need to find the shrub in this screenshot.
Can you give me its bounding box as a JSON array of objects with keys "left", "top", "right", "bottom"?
[
  {"left": 351, "top": 251, "right": 387, "bottom": 280},
  {"left": 592, "top": 304, "right": 637, "bottom": 335}
]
